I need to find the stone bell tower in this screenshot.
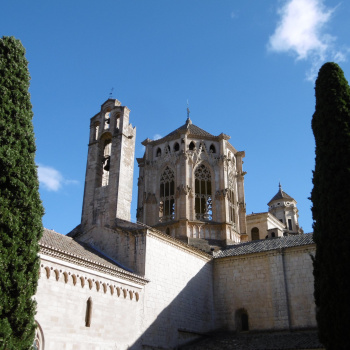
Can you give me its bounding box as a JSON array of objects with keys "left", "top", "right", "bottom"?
[{"left": 81, "top": 99, "right": 136, "bottom": 230}]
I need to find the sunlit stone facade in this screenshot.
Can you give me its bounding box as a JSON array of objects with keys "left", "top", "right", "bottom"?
[
  {"left": 34, "top": 99, "right": 316, "bottom": 350},
  {"left": 137, "top": 116, "right": 247, "bottom": 247}
]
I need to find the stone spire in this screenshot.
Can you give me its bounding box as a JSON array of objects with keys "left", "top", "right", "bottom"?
[{"left": 186, "top": 101, "right": 192, "bottom": 125}]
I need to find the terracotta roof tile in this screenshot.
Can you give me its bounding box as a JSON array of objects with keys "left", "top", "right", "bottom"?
[
  {"left": 40, "top": 229, "right": 143, "bottom": 279},
  {"left": 214, "top": 234, "right": 314, "bottom": 258}
]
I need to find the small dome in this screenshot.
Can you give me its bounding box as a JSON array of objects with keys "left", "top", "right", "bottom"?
[{"left": 268, "top": 183, "right": 295, "bottom": 205}]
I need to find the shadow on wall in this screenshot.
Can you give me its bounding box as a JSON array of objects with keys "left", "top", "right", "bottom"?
[{"left": 128, "top": 263, "right": 216, "bottom": 350}]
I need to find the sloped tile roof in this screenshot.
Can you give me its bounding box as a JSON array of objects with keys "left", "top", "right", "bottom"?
[
  {"left": 268, "top": 184, "right": 295, "bottom": 204},
  {"left": 40, "top": 229, "right": 148, "bottom": 284},
  {"left": 155, "top": 118, "right": 214, "bottom": 143},
  {"left": 214, "top": 234, "right": 314, "bottom": 259}
]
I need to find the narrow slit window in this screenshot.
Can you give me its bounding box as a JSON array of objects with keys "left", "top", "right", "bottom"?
[{"left": 85, "top": 297, "right": 93, "bottom": 327}]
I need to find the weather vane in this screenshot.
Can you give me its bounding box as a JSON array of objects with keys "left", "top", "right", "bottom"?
[{"left": 109, "top": 87, "right": 114, "bottom": 99}]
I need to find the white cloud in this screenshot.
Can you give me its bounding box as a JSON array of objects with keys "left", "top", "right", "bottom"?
[
  {"left": 153, "top": 134, "right": 162, "bottom": 140},
  {"left": 37, "top": 164, "right": 78, "bottom": 192},
  {"left": 268, "top": 0, "right": 347, "bottom": 80}
]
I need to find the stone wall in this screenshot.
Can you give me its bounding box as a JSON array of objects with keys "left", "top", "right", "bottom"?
[
  {"left": 36, "top": 255, "right": 145, "bottom": 350},
  {"left": 213, "top": 245, "right": 316, "bottom": 332},
  {"left": 137, "top": 231, "right": 215, "bottom": 349}
]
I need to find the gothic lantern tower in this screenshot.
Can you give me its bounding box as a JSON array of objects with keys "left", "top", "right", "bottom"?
[
  {"left": 136, "top": 115, "right": 247, "bottom": 248},
  {"left": 81, "top": 99, "right": 136, "bottom": 231}
]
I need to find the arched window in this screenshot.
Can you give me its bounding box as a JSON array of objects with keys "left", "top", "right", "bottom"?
[
  {"left": 195, "top": 164, "right": 213, "bottom": 220},
  {"left": 159, "top": 167, "right": 175, "bottom": 222},
  {"left": 156, "top": 148, "right": 161, "bottom": 157},
  {"left": 33, "top": 321, "right": 44, "bottom": 350},
  {"left": 271, "top": 232, "right": 276, "bottom": 238},
  {"left": 251, "top": 227, "right": 259, "bottom": 241},
  {"left": 115, "top": 114, "right": 120, "bottom": 130},
  {"left": 189, "top": 141, "right": 195, "bottom": 151},
  {"left": 173, "top": 142, "right": 179, "bottom": 152},
  {"left": 104, "top": 111, "right": 110, "bottom": 130},
  {"left": 165, "top": 145, "right": 170, "bottom": 154},
  {"left": 209, "top": 144, "right": 216, "bottom": 153},
  {"left": 228, "top": 171, "right": 235, "bottom": 224},
  {"left": 85, "top": 297, "right": 93, "bottom": 327},
  {"left": 101, "top": 139, "right": 111, "bottom": 186}
]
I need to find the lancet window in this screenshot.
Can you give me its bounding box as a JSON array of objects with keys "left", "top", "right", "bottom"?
[
  {"left": 228, "top": 171, "right": 235, "bottom": 224},
  {"left": 195, "top": 164, "right": 213, "bottom": 220},
  {"left": 101, "top": 139, "right": 111, "bottom": 186},
  {"left": 159, "top": 166, "right": 175, "bottom": 222}
]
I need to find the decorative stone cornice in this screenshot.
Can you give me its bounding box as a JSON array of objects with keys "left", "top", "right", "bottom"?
[{"left": 39, "top": 244, "right": 149, "bottom": 286}]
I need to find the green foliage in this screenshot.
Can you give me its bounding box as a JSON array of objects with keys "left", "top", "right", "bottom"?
[
  {"left": 311, "top": 62, "right": 350, "bottom": 349},
  {"left": 0, "top": 36, "right": 44, "bottom": 350}
]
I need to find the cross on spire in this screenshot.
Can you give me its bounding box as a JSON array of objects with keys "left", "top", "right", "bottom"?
[{"left": 108, "top": 87, "right": 114, "bottom": 99}]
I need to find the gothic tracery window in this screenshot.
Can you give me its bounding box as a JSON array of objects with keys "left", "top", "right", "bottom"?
[
  {"left": 159, "top": 166, "right": 175, "bottom": 222},
  {"left": 195, "top": 164, "right": 213, "bottom": 220}
]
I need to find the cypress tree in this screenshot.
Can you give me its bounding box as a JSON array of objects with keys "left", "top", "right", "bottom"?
[
  {"left": 311, "top": 62, "right": 350, "bottom": 349},
  {"left": 0, "top": 36, "right": 44, "bottom": 349}
]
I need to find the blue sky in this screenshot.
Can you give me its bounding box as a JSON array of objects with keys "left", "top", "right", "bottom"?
[{"left": 1, "top": 0, "right": 349, "bottom": 235}]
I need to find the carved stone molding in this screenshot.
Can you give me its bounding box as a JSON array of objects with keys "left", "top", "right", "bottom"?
[
  {"left": 176, "top": 184, "right": 192, "bottom": 197},
  {"left": 215, "top": 188, "right": 229, "bottom": 200}
]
